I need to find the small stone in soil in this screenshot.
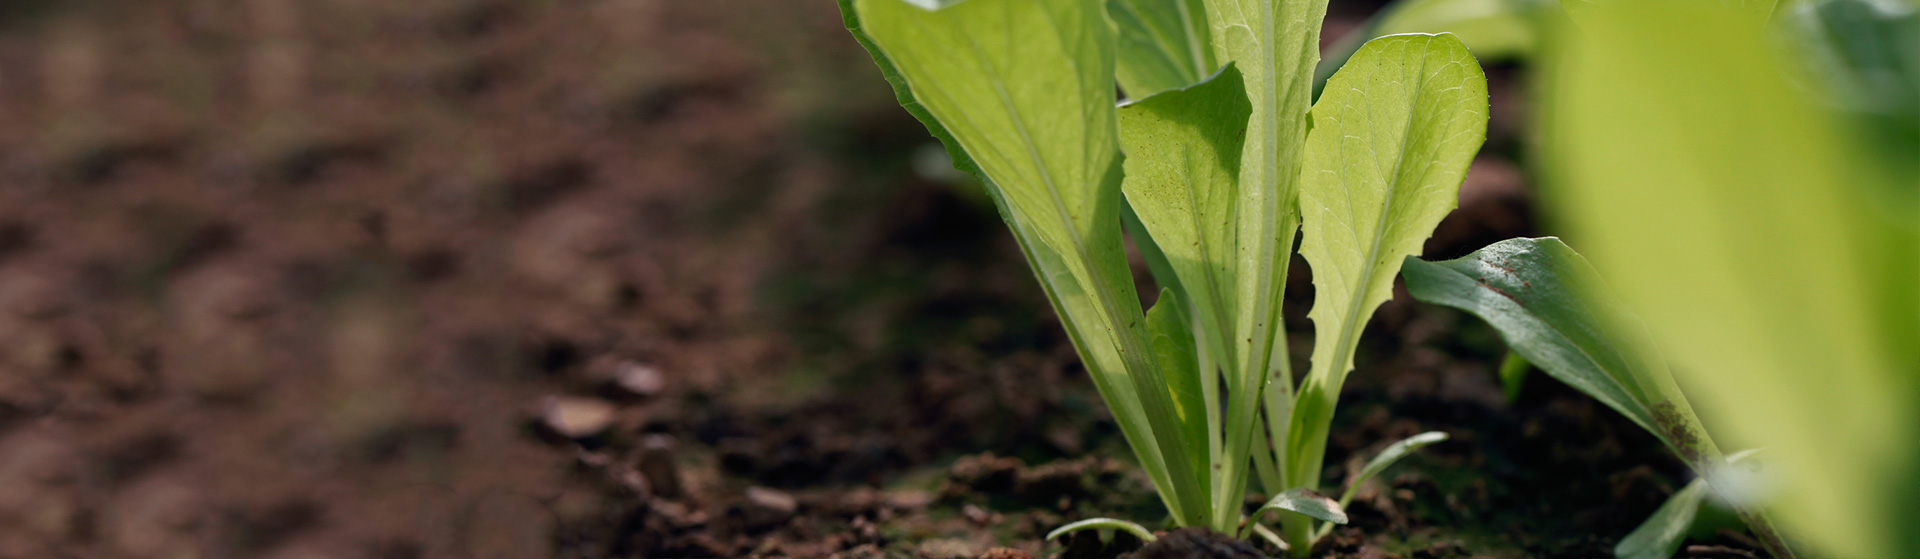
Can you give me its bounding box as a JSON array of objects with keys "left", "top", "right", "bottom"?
[
  {"left": 740, "top": 486, "right": 797, "bottom": 529},
  {"left": 979, "top": 547, "right": 1034, "bottom": 559},
  {"left": 1121, "top": 528, "right": 1264, "bottom": 559},
  {"left": 962, "top": 504, "right": 992, "bottom": 526},
  {"left": 615, "top": 361, "right": 666, "bottom": 396},
  {"left": 541, "top": 396, "right": 617, "bottom": 438}
]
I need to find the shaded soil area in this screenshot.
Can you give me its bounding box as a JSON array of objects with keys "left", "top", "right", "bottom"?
[{"left": 0, "top": 1, "right": 1768, "bottom": 558}]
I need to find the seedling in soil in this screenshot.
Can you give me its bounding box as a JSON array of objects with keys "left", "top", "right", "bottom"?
[{"left": 839, "top": 0, "right": 1486, "bottom": 554}]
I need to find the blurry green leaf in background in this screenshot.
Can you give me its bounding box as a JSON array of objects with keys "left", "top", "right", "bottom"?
[{"left": 1540, "top": 1, "right": 1920, "bottom": 556}]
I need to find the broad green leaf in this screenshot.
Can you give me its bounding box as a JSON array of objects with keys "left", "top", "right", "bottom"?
[
  {"left": 1286, "top": 33, "right": 1488, "bottom": 495},
  {"left": 1614, "top": 478, "right": 1709, "bottom": 559},
  {"left": 850, "top": 0, "right": 1210, "bottom": 527},
  {"left": 1399, "top": 238, "right": 1712, "bottom": 460},
  {"left": 1046, "top": 517, "right": 1159, "bottom": 542},
  {"left": 1200, "top": 0, "right": 1329, "bottom": 524},
  {"left": 1120, "top": 63, "right": 1251, "bottom": 408},
  {"left": 1109, "top": 0, "right": 1218, "bottom": 97},
  {"left": 1339, "top": 431, "right": 1447, "bottom": 507},
  {"left": 1256, "top": 488, "right": 1349, "bottom": 525},
  {"left": 1119, "top": 64, "right": 1252, "bottom": 509},
  {"left": 854, "top": 0, "right": 1122, "bottom": 266},
  {"left": 1542, "top": 2, "right": 1917, "bottom": 556}
]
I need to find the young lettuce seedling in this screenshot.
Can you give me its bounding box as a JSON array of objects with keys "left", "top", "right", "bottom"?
[{"left": 839, "top": 0, "right": 1487, "bottom": 553}]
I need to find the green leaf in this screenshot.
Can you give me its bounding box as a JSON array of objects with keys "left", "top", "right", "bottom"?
[
  {"left": 1399, "top": 238, "right": 1712, "bottom": 460},
  {"left": 1121, "top": 65, "right": 1251, "bottom": 510},
  {"left": 1542, "top": 2, "right": 1917, "bottom": 556},
  {"left": 1256, "top": 488, "right": 1350, "bottom": 525},
  {"left": 1046, "top": 517, "right": 1160, "bottom": 543},
  {"left": 1286, "top": 32, "right": 1488, "bottom": 495},
  {"left": 1615, "top": 479, "right": 1710, "bottom": 559},
  {"left": 853, "top": 0, "right": 1121, "bottom": 264},
  {"left": 1109, "top": 0, "right": 1217, "bottom": 97},
  {"left": 850, "top": 0, "right": 1211, "bottom": 527},
  {"left": 1200, "top": 0, "right": 1329, "bottom": 523},
  {"left": 1339, "top": 431, "right": 1447, "bottom": 507},
  {"left": 1119, "top": 62, "right": 1251, "bottom": 416}
]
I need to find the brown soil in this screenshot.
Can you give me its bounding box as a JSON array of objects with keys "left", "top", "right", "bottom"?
[{"left": 0, "top": 1, "right": 1768, "bottom": 558}]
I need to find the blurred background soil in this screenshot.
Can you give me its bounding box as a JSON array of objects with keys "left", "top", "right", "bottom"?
[{"left": 0, "top": 1, "right": 1762, "bottom": 558}]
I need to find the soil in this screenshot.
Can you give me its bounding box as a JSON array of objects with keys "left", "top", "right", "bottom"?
[{"left": 0, "top": 1, "right": 1771, "bottom": 558}]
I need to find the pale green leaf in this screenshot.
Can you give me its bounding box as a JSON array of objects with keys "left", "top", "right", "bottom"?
[
  {"left": 1286, "top": 32, "right": 1488, "bottom": 493},
  {"left": 1201, "top": 0, "right": 1329, "bottom": 523},
  {"left": 1109, "top": 0, "right": 1217, "bottom": 97},
  {"left": 851, "top": 0, "right": 1210, "bottom": 527},
  {"left": 1121, "top": 64, "right": 1251, "bottom": 507},
  {"left": 1046, "top": 517, "right": 1159, "bottom": 542},
  {"left": 1120, "top": 63, "right": 1251, "bottom": 399},
  {"left": 1256, "top": 488, "right": 1350, "bottom": 525},
  {"left": 854, "top": 0, "right": 1123, "bottom": 263},
  {"left": 1542, "top": 3, "right": 1917, "bottom": 556}
]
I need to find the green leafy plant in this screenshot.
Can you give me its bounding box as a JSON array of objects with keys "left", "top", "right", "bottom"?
[
  {"left": 839, "top": 0, "right": 1488, "bottom": 553},
  {"left": 1400, "top": 237, "right": 1795, "bottom": 559},
  {"left": 1537, "top": 2, "right": 1918, "bottom": 557},
  {"left": 1345, "top": 1, "right": 1916, "bottom": 556}
]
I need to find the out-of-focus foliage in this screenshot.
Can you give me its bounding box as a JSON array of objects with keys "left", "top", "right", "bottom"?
[
  {"left": 1373, "top": 0, "right": 1544, "bottom": 60},
  {"left": 1540, "top": 2, "right": 1920, "bottom": 557}
]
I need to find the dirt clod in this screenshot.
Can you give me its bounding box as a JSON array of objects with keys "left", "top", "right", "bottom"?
[
  {"left": 1119, "top": 528, "right": 1262, "bottom": 559},
  {"left": 541, "top": 396, "right": 617, "bottom": 438},
  {"left": 980, "top": 547, "right": 1034, "bottom": 559}
]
